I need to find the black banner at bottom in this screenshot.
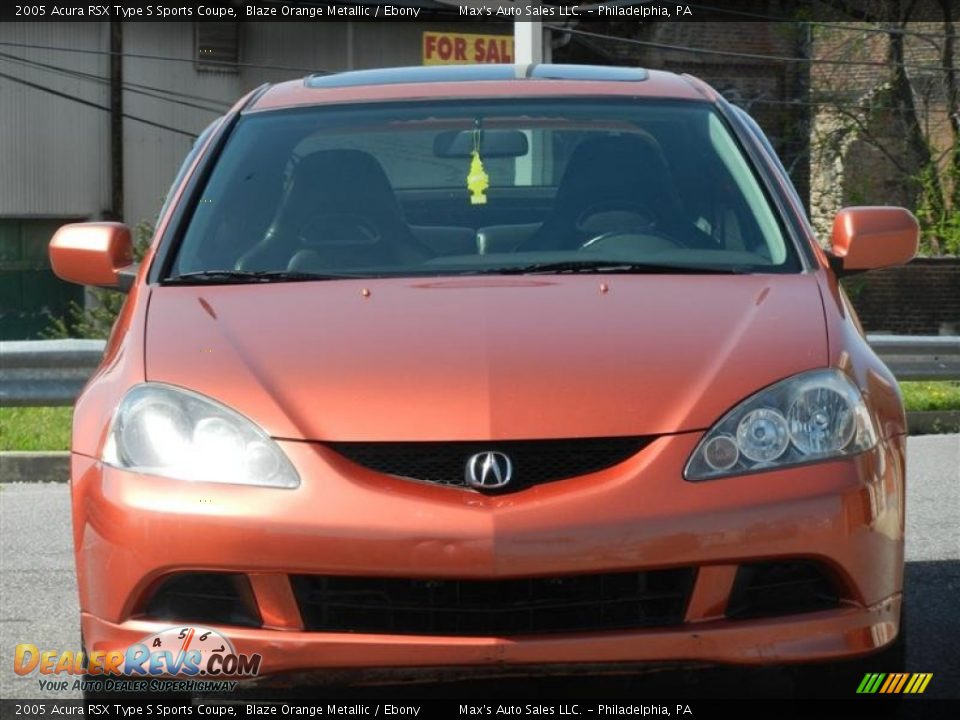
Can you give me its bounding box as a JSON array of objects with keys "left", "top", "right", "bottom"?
[{"left": 3, "top": 699, "right": 958, "bottom": 720}]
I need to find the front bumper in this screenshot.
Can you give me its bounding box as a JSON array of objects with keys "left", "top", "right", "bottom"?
[{"left": 72, "top": 431, "right": 905, "bottom": 676}]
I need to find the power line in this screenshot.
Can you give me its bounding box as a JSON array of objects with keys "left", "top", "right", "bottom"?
[
  {"left": 0, "top": 39, "right": 331, "bottom": 75},
  {"left": 2, "top": 52, "right": 928, "bottom": 124},
  {"left": 119, "top": 81, "right": 229, "bottom": 111},
  {"left": 0, "top": 51, "right": 229, "bottom": 114},
  {"left": 671, "top": 76, "right": 954, "bottom": 117},
  {"left": 122, "top": 81, "right": 230, "bottom": 110},
  {"left": 737, "top": 95, "right": 956, "bottom": 115},
  {"left": 688, "top": 4, "right": 956, "bottom": 42},
  {"left": 670, "top": 72, "right": 954, "bottom": 106},
  {"left": 4, "top": 52, "right": 232, "bottom": 110},
  {"left": 549, "top": 23, "right": 957, "bottom": 74},
  {"left": 0, "top": 69, "right": 196, "bottom": 138}
]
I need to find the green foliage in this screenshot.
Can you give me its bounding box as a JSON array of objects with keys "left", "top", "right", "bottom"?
[
  {"left": 916, "top": 162, "right": 960, "bottom": 256},
  {"left": 900, "top": 381, "right": 960, "bottom": 412},
  {"left": 843, "top": 183, "right": 870, "bottom": 207},
  {"left": 840, "top": 275, "right": 869, "bottom": 302},
  {"left": 0, "top": 406, "right": 72, "bottom": 451},
  {"left": 928, "top": 212, "right": 960, "bottom": 256},
  {"left": 45, "top": 221, "right": 153, "bottom": 340}
]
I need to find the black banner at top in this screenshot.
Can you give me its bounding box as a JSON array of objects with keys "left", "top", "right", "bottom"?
[{"left": 2, "top": 1, "right": 953, "bottom": 24}]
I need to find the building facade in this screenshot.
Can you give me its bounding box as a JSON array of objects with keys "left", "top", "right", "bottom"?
[{"left": 0, "top": 20, "right": 511, "bottom": 338}]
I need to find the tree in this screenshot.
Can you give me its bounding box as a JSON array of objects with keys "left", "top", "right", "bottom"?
[{"left": 810, "top": 0, "right": 959, "bottom": 253}]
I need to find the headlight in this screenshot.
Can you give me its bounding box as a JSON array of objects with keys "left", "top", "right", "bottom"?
[
  {"left": 685, "top": 369, "right": 878, "bottom": 481},
  {"left": 103, "top": 383, "right": 299, "bottom": 488}
]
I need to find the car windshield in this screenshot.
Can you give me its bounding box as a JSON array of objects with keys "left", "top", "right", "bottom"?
[{"left": 168, "top": 99, "right": 800, "bottom": 281}]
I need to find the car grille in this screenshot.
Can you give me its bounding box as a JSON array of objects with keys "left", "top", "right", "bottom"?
[
  {"left": 325, "top": 437, "right": 652, "bottom": 492},
  {"left": 290, "top": 569, "right": 695, "bottom": 636}
]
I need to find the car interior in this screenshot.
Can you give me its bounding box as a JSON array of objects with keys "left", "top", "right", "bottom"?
[{"left": 171, "top": 100, "right": 794, "bottom": 278}]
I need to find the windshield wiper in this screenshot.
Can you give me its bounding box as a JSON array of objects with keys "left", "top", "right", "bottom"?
[
  {"left": 162, "top": 270, "right": 359, "bottom": 285},
  {"left": 471, "top": 260, "right": 751, "bottom": 276}
]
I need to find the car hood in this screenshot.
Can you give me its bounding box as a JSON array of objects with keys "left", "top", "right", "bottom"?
[{"left": 145, "top": 274, "right": 827, "bottom": 441}]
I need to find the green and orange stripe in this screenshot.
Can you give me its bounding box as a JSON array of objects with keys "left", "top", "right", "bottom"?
[{"left": 856, "top": 672, "right": 933, "bottom": 694}]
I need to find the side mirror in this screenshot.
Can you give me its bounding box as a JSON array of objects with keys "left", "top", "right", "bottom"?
[
  {"left": 827, "top": 207, "right": 918, "bottom": 276},
  {"left": 49, "top": 222, "right": 135, "bottom": 290}
]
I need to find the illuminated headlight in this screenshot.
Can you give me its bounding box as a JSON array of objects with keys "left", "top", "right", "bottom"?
[
  {"left": 685, "top": 369, "right": 878, "bottom": 481},
  {"left": 103, "top": 383, "right": 299, "bottom": 488}
]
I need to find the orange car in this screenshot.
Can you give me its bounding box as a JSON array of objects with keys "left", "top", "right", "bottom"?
[{"left": 51, "top": 65, "right": 917, "bottom": 695}]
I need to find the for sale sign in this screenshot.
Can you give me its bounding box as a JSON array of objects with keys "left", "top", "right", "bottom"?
[{"left": 423, "top": 32, "right": 514, "bottom": 65}]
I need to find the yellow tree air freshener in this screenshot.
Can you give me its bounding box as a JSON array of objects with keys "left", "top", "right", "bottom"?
[
  {"left": 466, "top": 151, "right": 489, "bottom": 205},
  {"left": 466, "top": 127, "right": 489, "bottom": 204}
]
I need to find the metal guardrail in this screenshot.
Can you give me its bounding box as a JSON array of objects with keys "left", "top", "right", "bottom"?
[
  {"left": 1, "top": 335, "right": 959, "bottom": 407},
  {"left": 867, "top": 334, "right": 960, "bottom": 381},
  {"left": 1, "top": 339, "right": 107, "bottom": 407}
]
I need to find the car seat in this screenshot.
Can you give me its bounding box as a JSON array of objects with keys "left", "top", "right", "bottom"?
[
  {"left": 518, "top": 133, "right": 685, "bottom": 252},
  {"left": 236, "top": 149, "right": 432, "bottom": 272}
]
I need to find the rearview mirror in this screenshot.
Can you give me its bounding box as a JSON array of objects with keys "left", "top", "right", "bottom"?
[
  {"left": 49, "top": 222, "right": 134, "bottom": 289},
  {"left": 827, "top": 207, "right": 918, "bottom": 276},
  {"left": 433, "top": 129, "right": 529, "bottom": 158}
]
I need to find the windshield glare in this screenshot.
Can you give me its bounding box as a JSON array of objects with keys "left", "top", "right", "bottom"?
[{"left": 170, "top": 100, "right": 799, "bottom": 280}]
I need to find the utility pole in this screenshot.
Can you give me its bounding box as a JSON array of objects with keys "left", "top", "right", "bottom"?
[
  {"left": 109, "top": 21, "right": 123, "bottom": 221},
  {"left": 434, "top": 1, "right": 548, "bottom": 64},
  {"left": 514, "top": 2, "right": 546, "bottom": 64},
  {"left": 513, "top": 2, "right": 550, "bottom": 187}
]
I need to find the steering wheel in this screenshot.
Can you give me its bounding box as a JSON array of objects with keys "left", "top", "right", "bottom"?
[
  {"left": 578, "top": 229, "right": 687, "bottom": 254},
  {"left": 574, "top": 201, "right": 657, "bottom": 234},
  {"left": 570, "top": 199, "right": 695, "bottom": 253},
  {"left": 297, "top": 213, "right": 381, "bottom": 248}
]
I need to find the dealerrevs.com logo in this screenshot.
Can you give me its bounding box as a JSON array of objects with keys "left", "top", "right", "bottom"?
[{"left": 14, "top": 626, "right": 261, "bottom": 692}]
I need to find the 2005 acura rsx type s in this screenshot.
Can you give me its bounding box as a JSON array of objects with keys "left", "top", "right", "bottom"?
[{"left": 50, "top": 65, "right": 919, "bottom": 693}]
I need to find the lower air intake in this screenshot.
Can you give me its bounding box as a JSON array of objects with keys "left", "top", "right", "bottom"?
[
  {"left": 726, "top": 561, "right": 841, "bottom": 620},
  {"left": 140, "top": 572, "right": 261, "bottom": 628},
  {"left": 291, "top": 569, "right": 695, "bottom": 636}
]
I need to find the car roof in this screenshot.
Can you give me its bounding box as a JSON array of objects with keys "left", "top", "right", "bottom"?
[{"left": 247, "top": 64, "right": 716, "bottom": 113}]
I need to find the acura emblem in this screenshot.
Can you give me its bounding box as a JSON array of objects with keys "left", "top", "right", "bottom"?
[{"left": 465, "top": 451, "right": 513, "bottom": 490}]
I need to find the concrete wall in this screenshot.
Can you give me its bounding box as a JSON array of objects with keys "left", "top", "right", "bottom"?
[
  {"left": 120, "top": 21, "right": 512, "bottom": 226},
  {"left": 0, "top": 23, "right": 111, "bottom": 219},
  {"left": 0, "top": 20, "right": 510, "bottom": 227}
]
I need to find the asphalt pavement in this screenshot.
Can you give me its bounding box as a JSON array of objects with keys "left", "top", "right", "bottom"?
[{"left": 1, "top": 434, "right": 957, "bottom": 704}]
